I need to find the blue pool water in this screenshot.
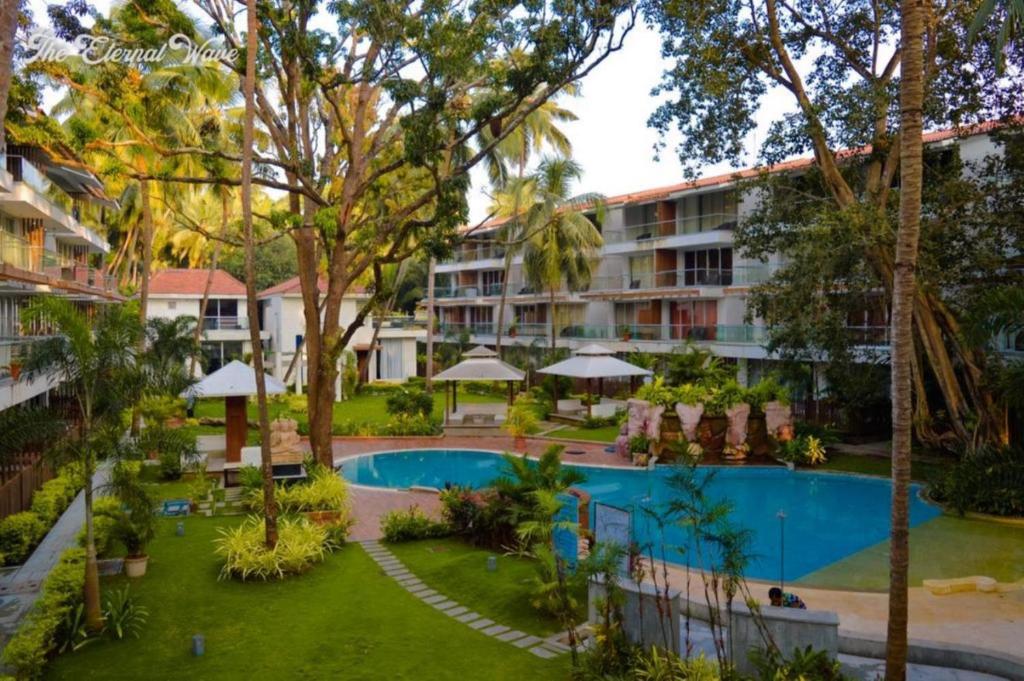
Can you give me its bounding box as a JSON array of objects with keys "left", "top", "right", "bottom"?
[{"left": 340, "top": 449, "right": 941, "bottom": 581}]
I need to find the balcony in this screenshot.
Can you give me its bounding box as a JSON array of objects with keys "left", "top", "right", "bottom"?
[
  {"left": 0, "top": 230, "right": 118, "bottom": 295},
  {"left": 202, "top": 316, "right": 250, "bottom": 331},
  {"left": 604, "top": 214, "right": 739, "bottom": 246},
  {"left": 434, "top": 282, "right": 509, "bottom": 299},
  {"left": 0, "top": 336, "right": 53, "bottom": 379},
  {"left": 445, "top": 244, "right": 507, "bottom": 264},
  {"left": 583, "top": 265, "right": 775, "bottom": 297}
]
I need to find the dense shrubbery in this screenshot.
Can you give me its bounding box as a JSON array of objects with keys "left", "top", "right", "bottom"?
[
  {"left": 137, "top": 425, "right": 199, "bottom": 480},
  {"left": 635, "top": 375, "right": 791, "bottom": 413},
  {"left": 461, "top": 380, "right": 507, "bottom": 397},
  {"left": 138, "top": 394, "right": 186, "bottom": 424},
  {"left": 330, "top": 414, "right": 442, "bottom": 437},
  {"left": 2, "top": 547, "right": 86, "bottom": 678},
  {"left": 776, "top": 435, "right": 827, "bottom": 466},
  {"left": 215, "top": 516, "right": 335, "bottom": 580},
  {"left": 0, "top": 468, "right": 82, "bottom": 566},
  {"left": 385, "top": 388, "right": 434, "bottom": 417},
  {"left": 931, "top": 445, "right": 1024, "bottom": 517},
  {"left": 380, "top": 506, "right": 451, "bottom": 542},
  {"left": 244, "top": 462, "right": 350, "bottom": 515}
]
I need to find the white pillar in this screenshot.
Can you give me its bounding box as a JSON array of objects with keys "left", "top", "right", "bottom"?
[{"left": 736, "top": 357, "right": 749, "bottom": 387}]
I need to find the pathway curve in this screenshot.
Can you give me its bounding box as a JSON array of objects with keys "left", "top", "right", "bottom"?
[
  {"left": 0, "top": 464, "right": 111, "bottom": 649},
  {"left": 358, "top": 540, "right": 571, "bottom": 660}
]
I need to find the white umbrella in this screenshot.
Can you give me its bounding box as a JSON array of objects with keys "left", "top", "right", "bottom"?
[{"left": 538, "top": 344, "right": 651, "bottom": 417}]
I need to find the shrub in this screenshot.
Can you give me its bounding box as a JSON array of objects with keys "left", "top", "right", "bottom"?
[
  {"left": 380, "top": 506, "right": 451, "bottom": 542},
  {"left": 745, "top": 375, "right": 791, "bottom": 409},
  {"left": 635, "top": 377, "right": 676, "bottom": 408},
  {"left": 504, "top": 396, "right": 540, "bottom": 438},
  {"left": 439, "top": 486, "right": 517, "bottom": 549},
  {"left": 2, "top": 548, "right": 85, "bottom": 679},
  {"left": 138, "top": 425, "right": 199, "bottom": 480},
  {"left": 777, "top": 435, "right": 827, "bottom": 466},
  {"left": 102, "top": 586, "right": 148, "bottom": 640},
  {"left": 461, "top": 380, "right": 505, "bottom": 397},
  {"left": 215, "top": 516, "right": 334, "bottom": 580},
  {"left": 674, "top": 383, "right": 709, "bottom": 407},
  {"left": 931, "top": 444, "right": 1024, "bottom": 517},
  {"left": 138, "top": 394, "right": 186, "bottom": 424},
  {"left": 385, "top": 388, "right": 434, "bottom": 417},
  {"left": 379, "top": 414, "right": 442, "bottom": 436},
  {"left": 582, "top": 414, "right": 619, "bottom": 429},
  {"left": 29, "top": 474, "right": 79, "bottom": 525},
  {"left": 277, "top": 465, "right": 350, "bottom": 513},
  {"left": 0, "top": 513, "right": 47, "bottom": 565}
]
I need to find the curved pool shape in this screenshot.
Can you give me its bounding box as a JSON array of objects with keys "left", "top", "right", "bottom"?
[{"left": 340, "top": 449, "right": 941, "bottom": 581}]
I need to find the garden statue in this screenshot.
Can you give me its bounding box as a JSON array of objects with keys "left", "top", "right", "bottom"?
[
  {"left": 675, "top": 402, "right": 704, "bottom": 442},
  {"left": 725, "top": 403, "right": 751, "bottom": 447},
  {"left": 269, "top": 418, "right": 303, "bottom": 463}
]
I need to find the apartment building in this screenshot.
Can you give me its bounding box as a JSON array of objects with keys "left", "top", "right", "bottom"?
[
  {"left": 431, "top": 127, "right": 1009, "bottom": 386},
  {"left": 146, "top": 268, "right": 270, "bottom": 372},
  {"left": 0, "top": 144, "right": 119, "bottom": 411},
  {"left": 258, "top": 276, "right": 423, "bottom": 386}
]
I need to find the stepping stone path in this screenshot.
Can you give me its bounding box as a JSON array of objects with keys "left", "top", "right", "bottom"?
[{"left": 358, "top": 540, "right": 569, "bottom": 660}]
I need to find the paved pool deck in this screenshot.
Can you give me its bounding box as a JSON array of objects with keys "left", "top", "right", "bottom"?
[{"left": 329, "top": 435, "right": 1024, "bottom": 671}]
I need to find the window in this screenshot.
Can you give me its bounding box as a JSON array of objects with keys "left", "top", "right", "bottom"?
[
  {"left": 683, "top": 248, "right": 733, "bottom": 285},
  {"left": 168, "top": 301, "right": 177, "bottom": 310}
]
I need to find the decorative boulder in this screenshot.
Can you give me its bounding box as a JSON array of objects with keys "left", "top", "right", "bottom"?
[
  {"left": 675, "top": 403, "right": 704, "bottom": 442},
  {"left": 764, "top": 401, "right": 794, "bottom": 440},
  {"left": 646, "top": 405, "right": 665, "bottom": 442},
  {"left": 627, "top": 399, "right": 651, "bottom": 438},
  {"left": 725, "top": 403, "right": 751, "bottom": 447}
]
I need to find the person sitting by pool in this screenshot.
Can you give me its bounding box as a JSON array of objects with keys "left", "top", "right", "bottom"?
[{"left": 769, "top": 587, "right": 806, "bottom": 609}]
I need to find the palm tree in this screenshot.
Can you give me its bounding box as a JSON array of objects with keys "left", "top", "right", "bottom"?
[
  {"left": 144, "top": 316, "right": 200, "bottom": 395},
  {"left": 479, "top": 89, "right": 578, "bottom": 354},
  {"left": 519, "top": 158, "right": 604, "bottom": 355},
  {"left": 971, "top": 0, "right": 1023, "bottom": 71},
  {"left": 242, "top": 0, "right": 278, "bottom": 549},
  {"left": 23, "top": 299, "right": 145, "bottom": 632},
  {"left": 886, "top": 0, "right": 926, "bottom": 675},
  {"left": 0, "top": 0, "right": 17, "bottom": 152}
]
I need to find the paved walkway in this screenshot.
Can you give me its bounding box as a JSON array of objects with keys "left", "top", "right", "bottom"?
[
  {"left": 0, "top": 464, "right": 110, "bottom": 648},
  {"left": 357, "top": 539, "right": 570, "bottom": 660}
]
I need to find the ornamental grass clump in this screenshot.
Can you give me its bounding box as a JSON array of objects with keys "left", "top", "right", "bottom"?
[{"left": 215, "top": 516, "right": 335, "bottom": 581}]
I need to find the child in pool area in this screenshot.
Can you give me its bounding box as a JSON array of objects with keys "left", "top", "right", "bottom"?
[{"left": 769, "top": 587, "right": 807, "bottom": 609}]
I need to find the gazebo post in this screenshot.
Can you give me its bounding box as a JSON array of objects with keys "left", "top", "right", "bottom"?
[
  {"left": 224, "top": 395, "right": 247, "bottom": 463},
  {"left": 507, "top": 380, "right": 514, "bottom": 406},
  {"left": 586, "top": 378, "right": 593, "bottom": 419},
  {"left": 452, "top": 380, "right": 457, "bottom": 414},
  {"left": 444, "top": 380, "right": 450, "bottom": 425}
]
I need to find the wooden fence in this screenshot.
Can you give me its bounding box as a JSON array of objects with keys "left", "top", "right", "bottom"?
[{"left": 0, "top": 452, "right": 54, "bottom": 520}]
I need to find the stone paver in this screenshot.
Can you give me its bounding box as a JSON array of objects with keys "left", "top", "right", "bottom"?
[
  {"left": 455, "top": 611, "right": 481, "bottom": 623},
  {"left": 496, "top": 630, "right": 527, "bottom": 643},
  {"left": 408, "top": 585, "right": 431, "bottom": 595},
  {"left": 421, "top": 594, "right": 446, "bottom": 605},
  {"left": 444, "top": 606, "right": 469, "bottom": 617},
  {"left": 529, "top": 646, "right": 559, "bottom": 659},
  {"left": 431, "top": 599, "right": 459, "bottom": 611},
  {"left": 482, "top": 624, "right": 510, "bottom": 637},
  {"left": 399, "top": 577, "right": 422, "bottom": 587},
  {"left": 468, "top": 618, "right": 495, "bottom": 630},
  {"left": 512, "top": 635, "right": 543, "bottom": 649}
]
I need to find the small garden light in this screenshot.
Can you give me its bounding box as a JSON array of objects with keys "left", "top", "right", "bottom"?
[
  {"left": 192, "top": 634, "right": 205, "bottom": 657},
  {"left": 486, "top": 555, "right": 497, "bottom": 572},
  {"left": 176, "top": 521, "right": 185, "bottom": 536}
]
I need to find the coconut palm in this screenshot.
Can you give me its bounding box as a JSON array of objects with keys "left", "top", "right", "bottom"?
[
  {"left": 23, "top": 299, "right": 146, "bottom": 631},
  {"left": 144, "top": 316, "right": 200, "bottom": 395},
  {"left": 519, "top": 158, "right": 604, "bottom": 354}
]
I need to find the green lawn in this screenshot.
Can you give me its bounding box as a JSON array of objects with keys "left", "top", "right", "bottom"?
[
  {"left": 817, "top": 452, "right": 948, "bottom": 482},
  {"left": 46, "top": 517, "right": 568, "bottom": 681},
  {"left": 388, "top": 538, "right": 585, "bottom": 637},
  {"left": 544, "top": 425, "right": 619, "bottom": 444},
  {"left": 797, "top": 514, "right": 1024, "bottom": 591}
]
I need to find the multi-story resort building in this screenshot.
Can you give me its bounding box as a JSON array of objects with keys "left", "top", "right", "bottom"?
[
  {"left": 431, "top": 126, "right": 1016, "bottom": 387},
  {"left": 0, "top": 143, "right": 119, "bottom": 412}
]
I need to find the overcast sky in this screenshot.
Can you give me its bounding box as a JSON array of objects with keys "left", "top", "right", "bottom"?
[{"left": 26, "top": 1, "right": 799, "bottom": 222}]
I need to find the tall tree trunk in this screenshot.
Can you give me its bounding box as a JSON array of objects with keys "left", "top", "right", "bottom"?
[
  {"left": 190, "top": 194, "right": 227, "bottom": 378},
  {"left": 242, "top": 0, "right": 277, "bottom": 548},
  {"left": 132, "top": 178, "right": 155, "bottom": 436},
  {"left": 0, "top": 0, "right": 18, "bottom": 154},
  {"left": 885, "top": 0, "right": 925, "bottom": 675},
  {"left": 425, "top": 257, "right": 436, "bottom": 394},
  {"left": 549, "top": 286, "right": 557, "bottom": 358}
]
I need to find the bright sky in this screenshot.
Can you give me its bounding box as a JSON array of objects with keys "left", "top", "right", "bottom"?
[{"left": 27, "top": 1, "right": 799, "bottom": 222}]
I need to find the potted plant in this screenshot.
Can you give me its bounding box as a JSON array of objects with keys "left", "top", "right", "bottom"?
[
  {"left": 116, "top": 493, "right": 156, "bottom": 578},
  {"left": 6, "top": 360, "right": 22, "bottom": 381},
  {"left": 619, "top": 324, "right": 632, "bottom": 341},
  {"left": 503, "top": 397, "right": 539, "bottom": 450},
  {"left": 508, "top": 316, "right": 519, "bottom": 338}
]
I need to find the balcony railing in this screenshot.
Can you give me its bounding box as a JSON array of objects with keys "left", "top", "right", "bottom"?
[
  {"left": 603, "top": 214, "right": 739, "bottom": 245},
  {"left": 0, "top": 231, "right": 117, "bottom": 293},
  {"left": 202, "top": 316, "right": 249, "bottom": 330},
  {"left": 434, "top": 281, "right": 525, "bottom": 299},
  {"left": 445, "top": 244, "right": 508, "bottom": 264},
  {"left": 585, "top": 265, "right": 775, "bottom": 293},
  {"left": 377, "top": 315, "right": 426, "bottom": 329},
  {"left": 0, "top": 336, "right": 52, "bottom": 381}
]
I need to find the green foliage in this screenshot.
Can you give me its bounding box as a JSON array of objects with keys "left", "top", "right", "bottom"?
[
  {"left": 215, "top": 516, "right": 334, "bottom": 581},
  {"left": 57, "top": 604, "right": 94, "bottom": 654},
  {"left": 931, "top": 444, "right": 1024, "bottom": 517},
  {"left": 635, "top": 377, "right": 676, "bottom": 407},
  {"left": 745, "top": 376, "right": 791, "bottom": 410},
  {"left": 581, "top": 414, "right": 619, "bottom": 429},
  {"left": 380, "top": 506, "right": 451, "bottom": 543},
  {"left": 379, "top": 414, "right": 442, "bottom": 436},
  {"left": 626, "top": 648, "right": 719, "bottom": 680},
  {"left": 749, "top": 645, "right": 850, "bottom": 680},
  {"left": 137, "top": 395, "right": 186, "bottom": 424},
  {"left": 277, "top": 465, "right": 350, "bottom": 514},
  {"left": 664, "top": 344, "right": 737, "bottom": 388},
  {"left": 138, "top": 425, "right": 199, "bottom": 480},
  {"left": 628, "top": 434, "right": 651, "bottom": 454},
  {"left": 504, "top": 395, "right": 541, "bottom": 438},
  {"left": 704, "top": 379, "right": 748, "bottom": 416},
  {"left": 102, "top": 586, "right": 149, "bottom": 641},
  {"left": 107, "top": 463, "right": 157, "bottom": 557},
  {"left": 220, "top": 237, "right": 298, "bottom": 293},
  {"left": 385, "top": 388, "right": 434, "bottom": 417},
  {"left": 0, "top": 406, "right": 65, "bottom": 462},
  {"left": 0, "top": 513, "right": 47, "bottom": 566},
  {"left": 777, "top": 436, "right": 828, "bottom": 466},
  {"left": 673, "top": 383, "right": 709, "bottom": 407},
  {"left": 2, "top": 548, "right": 86, "bottom": 679},
  {"left": 461, "top": 380, "right": 507, "bottom": 397},
  {"left": 29, "top": 473, "right": 80, "bottom": 525}
]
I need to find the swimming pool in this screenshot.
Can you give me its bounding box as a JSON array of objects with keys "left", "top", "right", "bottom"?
[{"left": 339, "top": 449, "right": 941, "bottom": 581}]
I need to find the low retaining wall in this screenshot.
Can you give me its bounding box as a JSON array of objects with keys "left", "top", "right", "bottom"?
[
  {"left": 588, "top": 578, "right": 681, "bottom": 655},
  {"left": 728, "top": 600, "right": 839, "bottom": 676},
  {"left": 839, "top": 631, "right": 1024, "bottom": 681}
]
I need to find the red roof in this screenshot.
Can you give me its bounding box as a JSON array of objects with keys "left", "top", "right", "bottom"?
[
  {"left": 463, "top": 120, "right": 1005, "bottom": 234},
  {"left": 148, "top": 269, "right": 247, "bottom": 296},
  {"left": 256, "top": 275, "right": 368, "bottom": 299}
]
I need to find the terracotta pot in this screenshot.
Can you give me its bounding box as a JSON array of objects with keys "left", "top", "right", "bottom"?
[
  {"left": 514, "top": 436, "right": 527, "bottom": 451},
  {"left": 8, "top": 363, "right": 22, "bottom": 380},
  {"left": 305, "top": 510, "right": 342, "bottom": 526},
  {"left": 124, "top": 555, "right": 148, "bottom": 578}
]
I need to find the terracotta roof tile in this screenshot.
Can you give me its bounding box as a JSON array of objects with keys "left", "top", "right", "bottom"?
[{"left": 148, "top": 268, "right": 247, "bottom": 296}]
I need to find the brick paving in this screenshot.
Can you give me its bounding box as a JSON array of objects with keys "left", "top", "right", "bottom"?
[{"left": 358, "top": 540, "right": 570, "bottom": 660}]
